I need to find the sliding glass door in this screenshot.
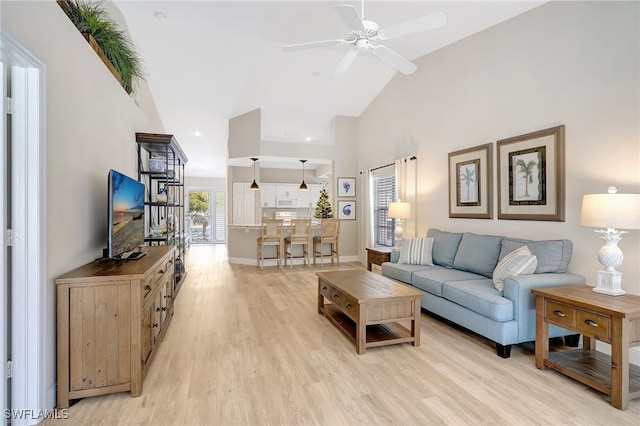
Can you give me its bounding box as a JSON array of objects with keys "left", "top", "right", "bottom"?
[{"left": 187, "top": 189, "right": 226, "bottom": 244}]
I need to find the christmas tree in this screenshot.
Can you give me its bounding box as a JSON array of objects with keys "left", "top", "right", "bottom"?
[{"left": 314, "top": 188, "right": 333, "bottom": 219}]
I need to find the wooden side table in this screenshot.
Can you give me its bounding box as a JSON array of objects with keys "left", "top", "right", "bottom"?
[
  {"left": 365, "top": 247, "right": 393, "bottom": 271},
  {"left": 532, "top": 285, "right": 640, "bottom": 410}
]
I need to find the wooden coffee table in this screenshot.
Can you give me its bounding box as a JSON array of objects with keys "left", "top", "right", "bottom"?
[{"left": 317, "top": 270, "right": 424, "bottom": 354}]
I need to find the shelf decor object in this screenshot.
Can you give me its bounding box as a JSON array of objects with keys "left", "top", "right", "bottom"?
[
  {"left": 448, "top": 142, "right": 493, "bottom": 219},
  {"left": 299, "top": 159, "right": 308, "bottom": 191},
  {"left": 497, "top": 125, "right": 565, "bottom": 221},
  {"left": 250, "top": 158, "right": 259, "bottom": 190},
  {"left": 388, "top": 201, "right": 411, "bottom": 249},
  {"left": 579, "top": 186, "right": 640, "bottom": 295}
]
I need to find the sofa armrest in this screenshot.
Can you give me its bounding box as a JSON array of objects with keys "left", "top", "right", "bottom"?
[
  {"left": 390, "top": 250, "right": 400, "bottom": 263},
  {"left": 503, "top": 273, "right": 586, "bottom": 342}
]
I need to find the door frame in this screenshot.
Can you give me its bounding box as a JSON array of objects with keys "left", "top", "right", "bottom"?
[{"left": 1, "top": 29, "right": 48, "bottom": 424}]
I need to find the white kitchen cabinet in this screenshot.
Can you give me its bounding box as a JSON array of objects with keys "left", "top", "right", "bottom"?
[
  {"left": 260, "top": 183, "right": 277, "bottom": 207},
  {"left": 232, "top": 181, "right": 257, "bottom": 224},
  {"left": 297, "top": 187, "right": 310, "bottom": 208},
  {"left": 308, "top": 184, "right": 323, "bottom": 210}
]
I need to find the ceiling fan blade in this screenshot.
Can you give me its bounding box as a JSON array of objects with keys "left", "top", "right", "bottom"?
[
  {"left": 334, "top": 4, "right": 365, "bottom": 32},
  {"left": 332, "top": 50, "right": 358, "bottom": 78},
  {"left": 372, "top": 45, "right": 417, "bottom": 75},
  {"left": 378, "top": 11, "right": 446, "bottom": 40},
  {"left": 283, "top": 39, "right": 347, "bottom": 52}
]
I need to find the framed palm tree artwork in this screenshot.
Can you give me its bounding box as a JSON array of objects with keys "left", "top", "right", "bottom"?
[
  {"left": 497, "top": 125, "right": 565, "bottom": 221},
  {"left": 448, "top": 143, "right": 493, "bottom": 219}
]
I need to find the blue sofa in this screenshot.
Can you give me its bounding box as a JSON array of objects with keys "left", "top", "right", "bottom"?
[{"left": 381, "top": 229, "right": 586, "bottom": 358}]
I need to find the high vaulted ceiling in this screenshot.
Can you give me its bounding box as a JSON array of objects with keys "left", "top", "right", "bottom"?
[{"left": 114, "top": 0, "right": 547, "bottom": 178}]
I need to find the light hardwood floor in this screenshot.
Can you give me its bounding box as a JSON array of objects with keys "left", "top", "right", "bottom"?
[{"left": 45, "top": 245, "right": 639, "bottom": 425}]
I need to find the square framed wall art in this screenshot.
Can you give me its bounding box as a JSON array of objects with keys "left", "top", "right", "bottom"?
[
  {"left": 337, "top": 177, "right": 356, "bottom": 197},
  {"left": 448, "top": 142, "right": 493, "bottom": 219},
  {"left": 497, "top": 125, "right": 565, "bottom": 221},
  {"left": 337, "top": 200, "right": 356, "bottom": 220}
]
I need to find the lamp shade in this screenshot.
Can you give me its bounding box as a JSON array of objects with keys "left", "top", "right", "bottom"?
[
  {"left": 388, "top": 202, "right": 411, "bottom": 219},
  {"left": 580, "top": 193, "right": 640, "bottom": 230}
]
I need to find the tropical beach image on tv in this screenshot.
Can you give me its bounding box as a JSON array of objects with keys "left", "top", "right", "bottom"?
[{"left": 108, "top": 169, "right": 145, "bottom": 258}]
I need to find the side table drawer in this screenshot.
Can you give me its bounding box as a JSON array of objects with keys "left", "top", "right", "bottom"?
[
  {"left": 546, "top": 301, "right": 576, "bottom": 327},
  {"left": 576, "top": 310, "right": 611, "bottom": 339},
  {"left": 369, "top": 252, "right": 389, "bottom": 264}
]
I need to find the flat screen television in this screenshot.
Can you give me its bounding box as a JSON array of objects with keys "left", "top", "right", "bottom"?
[{"left": 107, "top": 169, "right": 146, "bottom": 259}]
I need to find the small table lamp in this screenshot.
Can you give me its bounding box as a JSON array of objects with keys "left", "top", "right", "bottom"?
[
  {"left": 579, "top": 186, "right": 640, "bottom": 295},
  {"left": 388, "top": 201, "right": 411, "bottom": 249}
]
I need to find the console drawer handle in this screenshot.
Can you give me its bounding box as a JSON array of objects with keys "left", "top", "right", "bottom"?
[
  {"left": 322, "top": 286, "right": 327, "bottom": 290},
  {"left": 553, "top": 310, "right": 566, "bottom": 317},
  {"left": 585, "top": 319, "right": 599, "bottom": 327},
  {"left": 333, "top": 294, "right": 339, "bottom": 299},
  {"left": 345, "top": 304, "right": 352, "bottom": 309}
]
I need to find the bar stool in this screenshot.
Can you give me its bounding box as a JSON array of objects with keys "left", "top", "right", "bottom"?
[
  {"left": 284, "top": 219, "right": 311, "bottom": 268},
  {"left": 313, "top": 218, "right": 340, "bottom": 266},
  {"left": 257, "top": 219, "right": 283, "bottom": 270}
]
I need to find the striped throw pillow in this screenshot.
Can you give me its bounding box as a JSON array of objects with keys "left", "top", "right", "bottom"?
[
  {"left": 492, "top": 245, "right": 537, "bottom": 291},
  {"left": 398, "top": 237, "right": 434, "bottom": 266}
]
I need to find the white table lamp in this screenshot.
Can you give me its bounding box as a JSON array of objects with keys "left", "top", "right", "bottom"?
[
  {"left": 579, "top": 186, "right": 640, "bottom": 295},
  {"left": 388, "top": 201, "right": 411, "bottom": 249}
]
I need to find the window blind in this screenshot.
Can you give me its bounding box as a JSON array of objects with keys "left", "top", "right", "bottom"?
[{"left": 373, "top": 170, "right": 396, "bottom": 247}]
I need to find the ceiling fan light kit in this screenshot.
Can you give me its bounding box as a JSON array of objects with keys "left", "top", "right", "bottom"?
[{"left": 283, "top": 2, "right": 446, "bottom": 77}]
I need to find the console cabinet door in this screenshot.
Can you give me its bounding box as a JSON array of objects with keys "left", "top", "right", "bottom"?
[{"left": 68, "top": 282, "right": 131, "bottom": 392}]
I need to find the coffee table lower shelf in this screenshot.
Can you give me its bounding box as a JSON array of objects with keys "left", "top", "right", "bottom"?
[{"left": 322, "top": 303, "right": 415, "bottom": 349}]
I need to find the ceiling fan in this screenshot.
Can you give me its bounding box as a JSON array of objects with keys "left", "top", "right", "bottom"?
[{"left": 283, "top": 2, "right": 446, "bottom": 77}]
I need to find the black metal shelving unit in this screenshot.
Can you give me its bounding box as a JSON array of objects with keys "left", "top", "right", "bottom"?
[{"left": 136, "top": 132, "right": 189, "bottom": 295}]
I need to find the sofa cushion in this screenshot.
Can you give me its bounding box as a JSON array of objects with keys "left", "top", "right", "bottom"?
[
  {"left": 452, "top": 233, "right": 503, "bottom": 278},
  {"left": 499, "top": 238, "right": 573, "bottom": 273},
  {"left": 492, "top": 245, "right": 538, "bottom": 291},
  {"left": 380, "top": 262, "right": 431, "bottom": 284},
  {"left": 442, "top": 280, "right": 514, "bottom": 322},
  {"left": 411, "top": 268, "right": 483, "bottom": 297},
  {"left": 426, "top": 229, "right": 463, "bottom": 268},
  {"left": 398, "top": 237, "right": 434, "bottom": 266}
]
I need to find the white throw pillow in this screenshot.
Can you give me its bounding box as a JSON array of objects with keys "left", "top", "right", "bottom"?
[
  {"left": 492, "top": 245, "right": 537, "bottom": 291},
  {"left": 398, "top": 237, "right": 434, "bottom": 266}
]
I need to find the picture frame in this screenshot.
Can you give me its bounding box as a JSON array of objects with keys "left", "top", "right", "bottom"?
[
  {"left": 448, "top": 142, "right": 493, "bottom": 219},
  {"left": 497, "top": 125, "right": 565, "bottom": 221},
  {"left": 337, "top": 177, "right": 356, "bottom": 197},
  {"left": 337, "top": 200, "right": 356, "bottom": 220}
]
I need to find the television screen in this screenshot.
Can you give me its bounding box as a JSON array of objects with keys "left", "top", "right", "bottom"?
[{"left": 108, "top": 169, "right": 145, "bottom": 258}]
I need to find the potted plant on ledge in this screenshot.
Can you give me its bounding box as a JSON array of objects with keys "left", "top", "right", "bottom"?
[{"left": 58, "top": 0, "right": 144, "bottom": 94}]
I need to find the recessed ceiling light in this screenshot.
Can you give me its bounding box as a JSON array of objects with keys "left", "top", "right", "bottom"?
[
  {"left": 154, "top": 11, "right": 166, "bottom": 21},
  {"left": 194, "top": 131, "right": 202, "bottom": 136},
  {"left": 306, "top": 137, "right": 312, "bottom": 142}
]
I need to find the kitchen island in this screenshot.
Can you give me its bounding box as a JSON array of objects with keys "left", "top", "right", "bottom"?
[{"left": 227, "top": 223, "right": 326, "bottom": 267}]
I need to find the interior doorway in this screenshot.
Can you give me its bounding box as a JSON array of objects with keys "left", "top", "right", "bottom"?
[
  {"left": 1, "top": 29, "right": 47, "bottom": 425},
  {"left": 187, "top": 189, "right": 226, "bottom": 244}
]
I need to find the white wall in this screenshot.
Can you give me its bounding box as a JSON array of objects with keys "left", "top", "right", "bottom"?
[
  {"left": 2, "top": 0, "right": 166, "bottom": 406},
  {"left": 358, "top": 1, "right": 639, "bottom": 294}
]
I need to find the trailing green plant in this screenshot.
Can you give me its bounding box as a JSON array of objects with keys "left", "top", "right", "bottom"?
[{"left": 59, "top": 0, "right": 144, "bottom": 94}]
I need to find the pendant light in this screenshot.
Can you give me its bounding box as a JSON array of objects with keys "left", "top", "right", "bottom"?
[
  {"left": 299, "top": 160, "right": 308, "bottom": 191},
  {"left": 250, "top": 158, "right": 259, "bottom": 190}
]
